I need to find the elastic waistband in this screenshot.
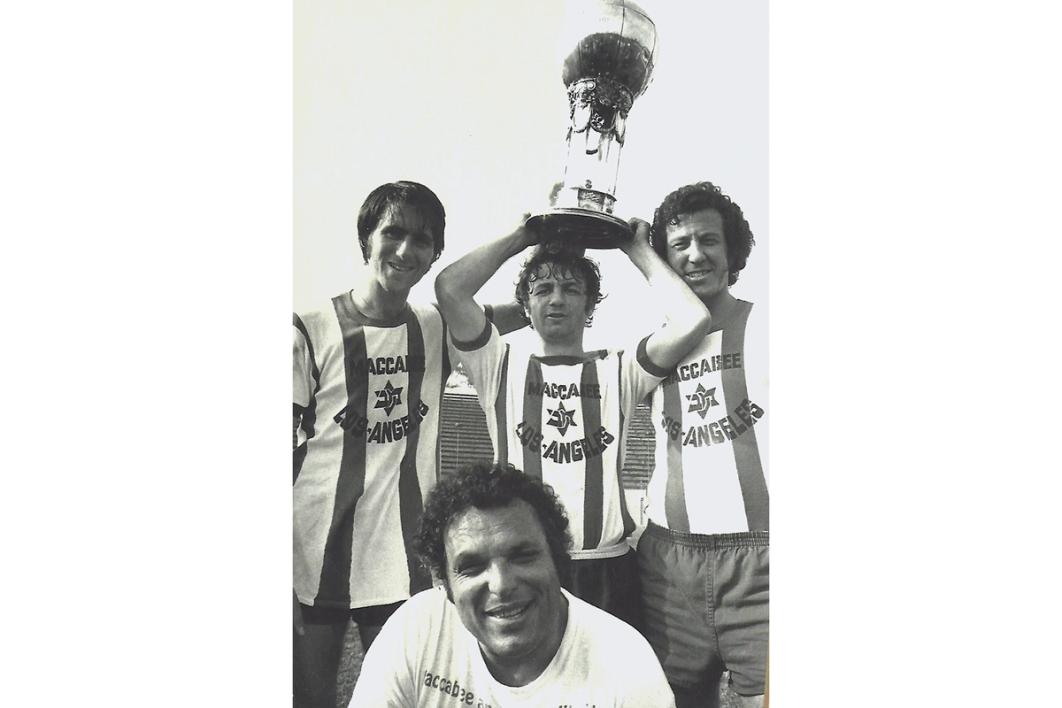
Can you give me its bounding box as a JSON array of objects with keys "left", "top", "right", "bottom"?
[
  {"left": 569, "top": 539, "right": 631, "bottom": 561},
  {"left": 643, "top": 521, "right": 769, "bottom": 549}
]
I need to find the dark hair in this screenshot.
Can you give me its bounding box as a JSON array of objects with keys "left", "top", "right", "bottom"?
[
  {"left": 514, "top": 247, "right": 605, "bottom": 327},
  {"left": 650, "top": 181, "right": 755, "bottom": 286},
  {"left": 415, "top": 461, "right": 572, "bottom": 586},
  {"left": 356, "top": 181, "right": 446, "bottom": 263}
]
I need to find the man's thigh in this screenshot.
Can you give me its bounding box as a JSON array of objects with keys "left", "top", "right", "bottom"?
[
  {"left": 637, "top": 527, "right": 724, "bottom": 701},
  {"left": 638, "top": 525, "right": 769, "bottom": 704},
  {"left": 293, "top": 604, "right": 350, "bottom": 708},
  {"left": 349, "top": 600, "right": 403, "bottom": 652},
  {"left": 565, "top": 549, "right": 644, "bottom": 631},
  {"left": 713, "top": 541, "right": 768, "bottom": 698}
]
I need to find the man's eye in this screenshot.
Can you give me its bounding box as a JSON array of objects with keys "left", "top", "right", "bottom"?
[
  {"left": 513, "top": 550, "right": 539, "bottom": 564},
  {"left": 671, "top": 241, "right": 688, "bottom": 250}
]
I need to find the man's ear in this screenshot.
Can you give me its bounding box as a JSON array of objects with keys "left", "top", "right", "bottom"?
[
  {"left": 359, "top": 234, "right": 372, "bottom": 265},
  {"left": 584, "top": 303, "right": 596, "bottom": 326}
]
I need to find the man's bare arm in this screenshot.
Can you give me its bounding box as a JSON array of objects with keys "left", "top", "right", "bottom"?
[
  {"left": 434, "top": 224, "right": 537, "bottom": 343},
  {"left": 621, "top": 218, "right": 712, "bottom": 370},
  {"left": 485, "top": 302, "right": 530, "bottom": 336}
]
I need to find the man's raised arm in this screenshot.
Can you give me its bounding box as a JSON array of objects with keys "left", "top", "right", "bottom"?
[
  {"left": 434, "top": 223, "right": 537, "bottom": 343},
  {"left": 621, "top": 218, "right": 713, "bottom": 371}
]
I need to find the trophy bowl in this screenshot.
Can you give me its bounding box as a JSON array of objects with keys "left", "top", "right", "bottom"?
[{"left": 527, "top": 0, "right": 658, "bottom": 250}]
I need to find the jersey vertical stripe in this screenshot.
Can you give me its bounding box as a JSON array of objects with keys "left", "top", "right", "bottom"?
[
  {"left": 316, "top": 293, "right": 368, "bottom": 605},
  {"left": 662, "top": 380, "right": 690, "bottom": 532},
  {"left": 721, "top": 302, "right": 769, "bottom": 530},
  {"left": 520, "top": 357, "right": 544, "bottom": 481},
  {"left": 293, "top": 313, "right": 320, "bottom": 484},
  {"left": 580, "top": 361, "right": 604, "bottom": 550},
  {"left": 613, "top": 351, "right": 636, "bottom": 537},
  {"left": 397, "top": 309, "right": 432, "bottom": 594},
  {"left": 493, "top": 346, "right": 510, "bottom": 465}
]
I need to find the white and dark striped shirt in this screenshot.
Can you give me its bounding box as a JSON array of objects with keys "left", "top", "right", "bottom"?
[
  {"left": 645, "top": 299, "right": 769, "bottom": 534},
  {"left": 293, "top": 294, "right": 452, "bottom": 609},
  {"left": 455, "top": 322, "right": 667, "bottom": 559}
]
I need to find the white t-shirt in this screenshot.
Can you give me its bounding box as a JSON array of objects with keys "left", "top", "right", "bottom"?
[{"left": 350, "top": 587, "right": 676, "bottom": 707}]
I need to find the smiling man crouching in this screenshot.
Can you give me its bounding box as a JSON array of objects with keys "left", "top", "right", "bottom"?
[{"left": 349, "top": 461, "right": 675, "bottom": 707}]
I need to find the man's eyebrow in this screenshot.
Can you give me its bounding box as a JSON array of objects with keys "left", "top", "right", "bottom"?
[
  {"left": 509, "top": 540, "right": 543, "bottom": 554},
  {"left": 450, "top": 550, "right": 483, "bottom": 567}
]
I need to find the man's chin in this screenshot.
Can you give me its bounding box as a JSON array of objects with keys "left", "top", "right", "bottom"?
[{"left": 382, "top": 274, "right": 423, "bottom": 293}]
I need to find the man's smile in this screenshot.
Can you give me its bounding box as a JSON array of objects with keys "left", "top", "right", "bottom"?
[{"left": 485, "top": 600, "right": 533, "bottom": 622}]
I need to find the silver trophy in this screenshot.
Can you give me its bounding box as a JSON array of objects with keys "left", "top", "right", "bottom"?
[{"left": 527, "top": 0, "right": 658, "bottom": 249}]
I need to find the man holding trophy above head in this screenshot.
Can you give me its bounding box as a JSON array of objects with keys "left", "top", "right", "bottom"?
[
  {"left": 434, "top": 215, "right": 711, "bottom": 630},
  {"left": 434, "top": 0, "right": 708, "bottom": 631}
]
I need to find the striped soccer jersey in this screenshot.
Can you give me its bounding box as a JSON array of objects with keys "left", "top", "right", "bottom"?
[
  {"left": 645, "top": 299, "right": 769, "bottom": 535},
  {"left": 455, "top": 324, "right": 667, "bottom": 560},
  {"left": 293, "top": 294, "right": 451, "bottom": 610}
]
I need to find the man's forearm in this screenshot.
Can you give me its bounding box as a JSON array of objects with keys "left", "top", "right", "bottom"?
[
  {"left": 435, "top": 227, "right": 534, "bottom": 305},
  {"left": 626, "top": 238, "right": 711, "bottom": 332},
  {"left": 621, "top": 220, "right": 712, "bottom": 370},
  {"left": 435, "top": 225, "right": 535, "bottom": 343}
]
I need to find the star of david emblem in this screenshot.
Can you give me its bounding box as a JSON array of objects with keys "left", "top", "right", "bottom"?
[
  {"left": 373, "top": 380, "right": 404, "bottom": 417},
  {"left": 545, "top": 400, "right": 578, "bottom": 438},
  {"left": 686, "top": 383, "right": 719, "bottom": 420}
]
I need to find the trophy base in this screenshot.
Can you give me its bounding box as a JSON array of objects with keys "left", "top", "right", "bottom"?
[{"left": 525, "top": 208, "right": 632, "bottom": 250}]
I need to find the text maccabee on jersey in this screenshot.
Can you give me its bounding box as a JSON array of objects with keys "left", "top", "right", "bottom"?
[
  {"left": 662, "top": 352, "right": 743, "bottom": 385},
  {"left": 527, "top": 380, "right": 602, "bottom": 400},
  {"left": 351, "top": 354, "right": 427, "bottom": 377}
]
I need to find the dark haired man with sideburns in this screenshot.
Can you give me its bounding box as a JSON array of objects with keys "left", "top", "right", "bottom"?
[
  {"left": 638, "top": 181, "right": 769, "bottom": 708},
  {"left": 350, "top": 461, "right": 675, "bottom": 707},
  {"left": 293, "top": 181, "right": 526, "bottom": 708}
]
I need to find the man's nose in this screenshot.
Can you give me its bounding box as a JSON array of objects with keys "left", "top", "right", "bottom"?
[
  {"left": 486, "top": 561, "right": 516, "bottom": 595},
  {"left": 395, "top": 237, "right": 413, "bottom": 259},
  {"left": 686, "top": 242, "right": 707, "bottom": 264}
]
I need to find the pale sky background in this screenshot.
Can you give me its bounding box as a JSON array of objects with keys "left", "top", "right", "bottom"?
[
  {"left": 295, "top": 0, "right": 767, "bottom": 354},
  {"left": 9, "top": 2, "right": 1061, "bottom": 705}
]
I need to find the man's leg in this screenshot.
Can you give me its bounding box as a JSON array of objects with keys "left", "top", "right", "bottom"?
[
  {"left": 350, "top": 600, "right": 404, "bottom": 653},
  {"left": 564, "top": 549, "right": 644, "bottom": 631},
  {"left": 293, "top": 604, "right": 349, "bottom": 708},
  {"left": 637, "top": 523, "right": 723, "bottom": 708},
  {"left": 714, "top": 534, "right": 769, "bottom": 708},
  {"left": 671, "top": 677, "right": 724, "bottom": 708},
  {"left": 733, "top": 694, "right": 764, "bottom": 708}
]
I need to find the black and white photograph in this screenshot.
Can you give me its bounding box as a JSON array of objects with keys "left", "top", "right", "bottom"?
[
  {"left": 294, "top": 1, "right": 767, "bottom": 706},
  {"left": 8, "top": 1, "right": 1060, "bottom": 706}
]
